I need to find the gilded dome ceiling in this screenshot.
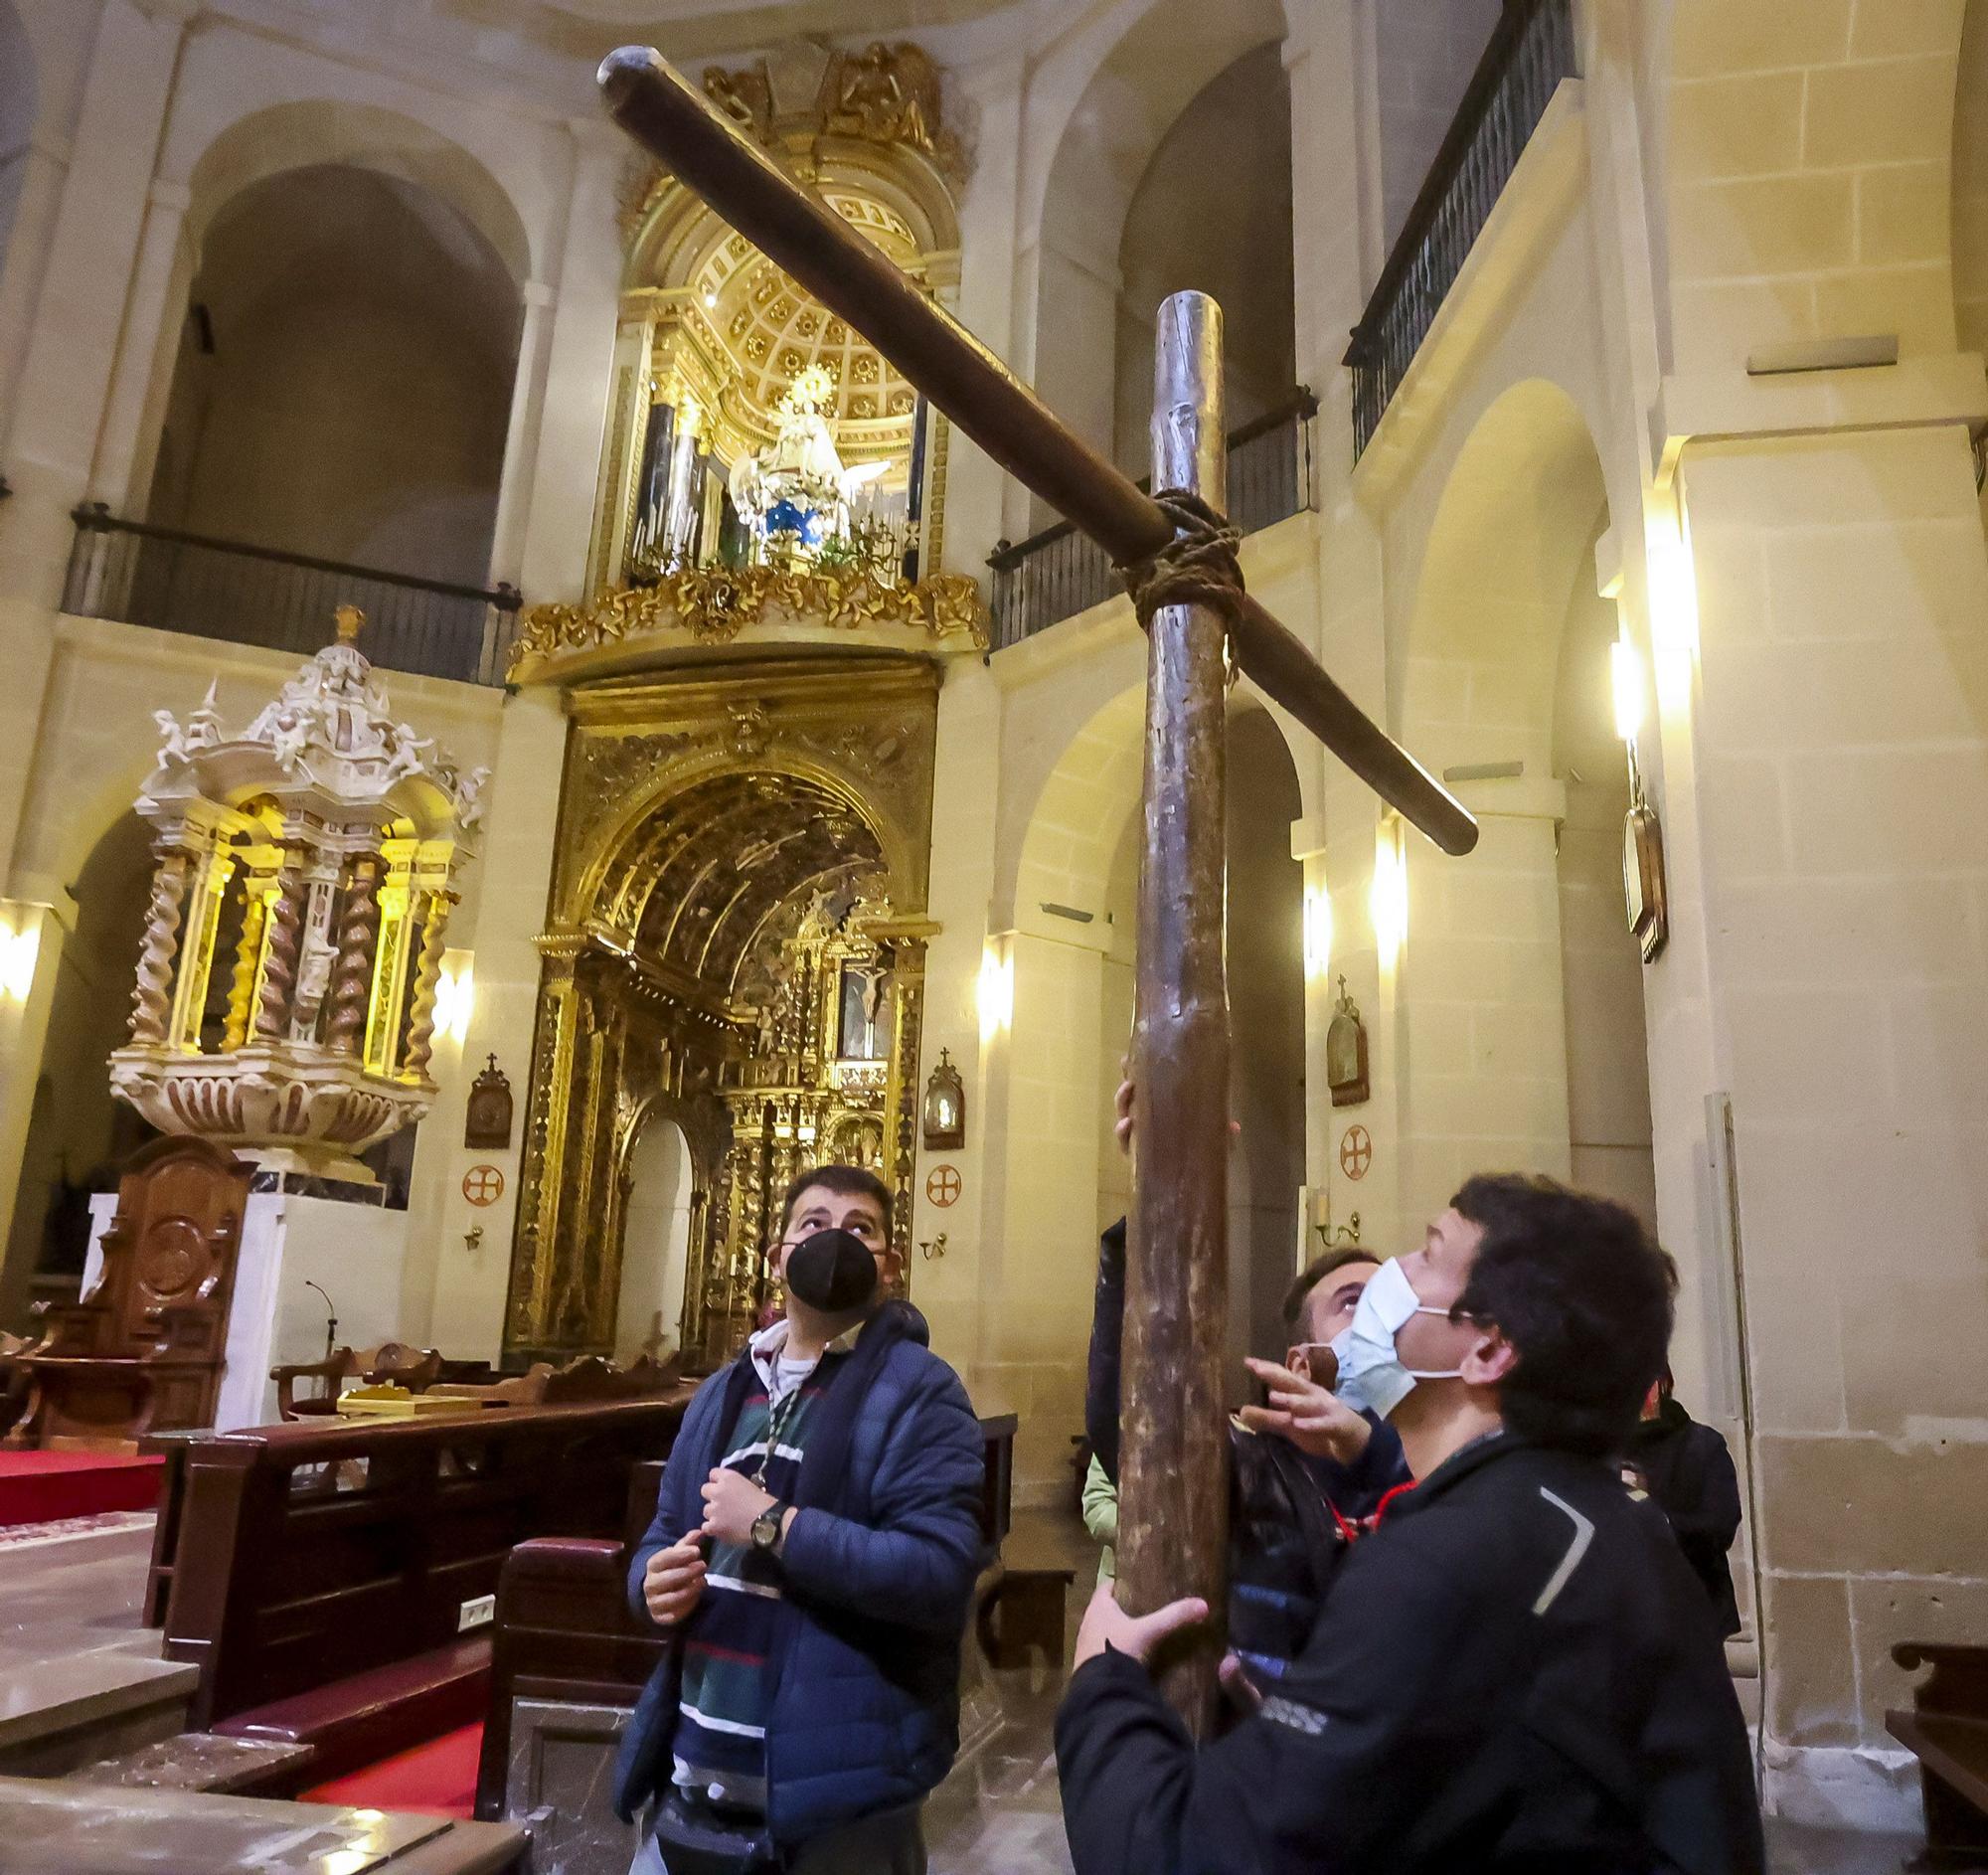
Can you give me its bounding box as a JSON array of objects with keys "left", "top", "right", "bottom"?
[{"left": 620, "top": 40, "right": 960, "bottom": 479}]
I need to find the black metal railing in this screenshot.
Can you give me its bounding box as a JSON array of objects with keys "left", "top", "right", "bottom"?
[
  {"left": 1346, "top": 0, "right": 1576, "bottom": 459},
  {"left": 988, "top": 390, "right": 1318, "bottom": 648},
  {"left": 62, "top": 505, "right": 524, "bottom": 686}
]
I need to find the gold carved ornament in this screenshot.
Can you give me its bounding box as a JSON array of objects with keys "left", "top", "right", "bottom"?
[
  {"left": 618, "top": 41, "right": 966, "bottom": 243},
  {"left": 506, "top": 562, "right": 988, "bottom": 680}
]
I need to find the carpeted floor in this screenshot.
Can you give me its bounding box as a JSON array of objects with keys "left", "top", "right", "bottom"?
[
  {"left": 0, "top": 1450, "right": 163, "bottom": 1526},
  {"left": 299, "top": 1722, "right": 484, "bottom": 1818}
]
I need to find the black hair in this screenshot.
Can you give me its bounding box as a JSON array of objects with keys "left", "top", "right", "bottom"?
[
  {"left": 1450, "top": 1173, "right": 1676, "bottom": 1456},
  {"left": 777, "top": 1164, "right": 894, "bottom": 1241},
  {"left": 1282, "top": 1246, "right": 1383, "bottom": 1330}
]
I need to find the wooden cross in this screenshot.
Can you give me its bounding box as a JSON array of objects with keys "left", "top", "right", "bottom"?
[{"left": 596, "top": 48, "right": 1479, "bottom": 1728}]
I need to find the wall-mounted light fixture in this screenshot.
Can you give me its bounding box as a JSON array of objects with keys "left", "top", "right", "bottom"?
[
  {"left": 1611, "top": 631, "right": 1668, "bottom": 962},
  {"left": 921, "top": 1047, "right": 965, "bottom": 1150}
]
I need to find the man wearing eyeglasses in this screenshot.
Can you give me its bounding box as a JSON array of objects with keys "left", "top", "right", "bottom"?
[{"left": 615, "top": 1163, "right": 983, "bottom": 1874}]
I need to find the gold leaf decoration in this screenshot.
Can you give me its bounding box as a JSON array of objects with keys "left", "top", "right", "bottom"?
[{"left": 508, "top": 566, "right": 990, "bottom": 680}]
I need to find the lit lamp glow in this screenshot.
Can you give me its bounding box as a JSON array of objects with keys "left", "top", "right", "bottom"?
[
  {"left": 977, "top": 940, "right": 1013, "bottom": 1042},
  {"left": 1611, "top": 634, "right": 1646, "bottom": 745},
  {"left": 1370, "top": 823, "right": 1408, "bottom": 973},
  {"left": 0, "top": 914, "right": 41, "bottom": 1003},
  {"left": 1302, "top": 882, "right": 1334, "bottom": 981},
  {"left": 432, "top": 952, "right": 474, "bottom": 1046},
  {"left": 1644, "top": 507, "right": 1700, "bottom": 715}
]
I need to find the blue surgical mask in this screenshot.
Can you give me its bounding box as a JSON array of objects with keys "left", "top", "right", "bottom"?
[{"left": 1334, "top": 1255, "right": 1464, "bottom": 1420}]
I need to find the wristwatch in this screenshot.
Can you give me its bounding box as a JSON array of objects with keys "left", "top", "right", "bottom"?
[{"left": 750, "top": 1501, "right": 787, "bottom": 1555}]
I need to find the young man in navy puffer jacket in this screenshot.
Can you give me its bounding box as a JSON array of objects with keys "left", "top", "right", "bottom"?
[{"left": 613, "top": 1164, "right": 984, "bottom": 1874}]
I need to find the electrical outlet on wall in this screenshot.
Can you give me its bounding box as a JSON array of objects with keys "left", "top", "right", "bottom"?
[{"left": 459, "top": 1594, "right": 495, "bottom": 1631}]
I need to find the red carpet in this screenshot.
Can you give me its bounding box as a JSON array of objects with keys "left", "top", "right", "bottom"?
[
  {"left": 0, "top": 1450, "right": 164, "bottom": 1526},
  {"left": 300, "top": 1723, "right": 483, "bottom": 1819}
]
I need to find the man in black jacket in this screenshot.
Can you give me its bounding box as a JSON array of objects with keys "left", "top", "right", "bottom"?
[
  {"left": 1057, "top": 1174, "right": 1762, "bottom": 1875},
  {"left": 1626, "top": 1370, "right": 1743, "bottom": 1637}
]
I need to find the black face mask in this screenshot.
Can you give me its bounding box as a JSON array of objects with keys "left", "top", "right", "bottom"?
[{"left": 784, "top": 1228, "right": 880, "bottom": 1313}]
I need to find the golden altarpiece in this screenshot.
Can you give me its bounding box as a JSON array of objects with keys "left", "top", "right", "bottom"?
[{"left": 501, "top": 40, "right": 983, "bottom": 1369}]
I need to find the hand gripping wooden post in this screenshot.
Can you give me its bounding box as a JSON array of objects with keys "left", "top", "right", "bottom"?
[{"left": 593, "top": 46, "right": 1481, "bottom": 1733}]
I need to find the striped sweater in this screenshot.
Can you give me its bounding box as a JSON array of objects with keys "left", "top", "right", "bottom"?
[{"left": 671, "top": 1318, "right": 858, "bottom": 1811}]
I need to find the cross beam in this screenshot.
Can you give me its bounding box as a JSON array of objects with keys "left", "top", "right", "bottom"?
[
  {"left": 596, "top": 48, "right": 1477, "bottom": 860},
  {"left": 595, "top": 46, "right": 1475, "bottom": 1734}
]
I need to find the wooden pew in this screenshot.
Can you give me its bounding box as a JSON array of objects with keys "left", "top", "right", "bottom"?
[
  {"left": 1888, "top": 1640, "right": 1988, "bottom": 1867},
  {"left": 472, "top": 1413, "right": 1022, "bottom": 1872},
  {"left": 158, "top": 1391, "right": 692, "bottom": 1789}
]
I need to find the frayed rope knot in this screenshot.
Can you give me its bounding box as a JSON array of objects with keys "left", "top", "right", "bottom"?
[{"left": 1116, "top": 488, "right": 1245, "bottom": 630}]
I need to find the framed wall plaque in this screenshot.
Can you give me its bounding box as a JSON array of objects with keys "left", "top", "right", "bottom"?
[{"left": 464, "top": 1054, "right": 514, "bottom": 1150}]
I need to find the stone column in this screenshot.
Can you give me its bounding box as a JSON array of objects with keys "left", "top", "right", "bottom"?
[
  {"left": 1662, "top": 417, "right": 1988, "bottom": 1823},
  {"left": 939, "top": 52, "right": 1025, "bottom": 572},
  {"left": 88, "top": 177, "right": 192, "bottom": 517},
  {"left": 518, "top": 124, "right": 628, "bottom": 604},
  {"left": 0, "top": 0, "right": 196, "bottom": 605},
  {"left": 0, "top": 126, "right": 75, "bottom": 445},
  {"left": 487, "top": 279, "right": 559, "bottom": 590}
]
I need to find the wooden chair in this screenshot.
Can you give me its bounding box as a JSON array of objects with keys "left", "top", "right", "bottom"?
[
  {"left": 6, "top": 1137, "right": 248, "bottom": 1449},
  {"left": 1889, "top": 1640, "right": 1988, "bottom": 1867},
  {"left": 271, "top": 1343, "right": 446, "bottom": 1420},
  {"left": 540, "top": 1352, "right": 681, "bottom": 1404},
  {"left": 426, "top": 1364, "right": 555, "bottom": 1408}
]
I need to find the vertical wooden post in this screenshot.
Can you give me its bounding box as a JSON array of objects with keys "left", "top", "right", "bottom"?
[{"left": 1117, "top": 291, "right": 1231, "bottom": 1733}]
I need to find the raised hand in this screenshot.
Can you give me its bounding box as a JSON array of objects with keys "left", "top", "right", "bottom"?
[{"left": 1240, "top": 1355, "right": 1374, "bottom": 1466}]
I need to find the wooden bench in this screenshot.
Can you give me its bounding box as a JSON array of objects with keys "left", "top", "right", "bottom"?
[
  {"left": 1888, "top": 1640, "right": 1988, "bottom": 1868},
  {"left": 472, "top": 1412, "right": 1024, "bottom": 1873},
  {"left": 157, "top": 1390, "right": 693, "bottom": 1791}
]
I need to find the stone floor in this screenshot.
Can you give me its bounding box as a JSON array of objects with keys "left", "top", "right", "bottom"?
[
  {"left": 0, "top": 1514, "right": 197, "bottom": 1775},
  {"left": 0, "top": 1507, "right": 1946, "bottom": 1873},
  {"left": 930, "top": 1508, "right": 1934, "bottom": 1875}
]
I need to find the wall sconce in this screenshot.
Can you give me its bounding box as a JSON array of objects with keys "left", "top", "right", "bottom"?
[
  {"left": 921, "top": 1047, "right": 965, "bottom": 1149},
  {"left": 0, "top": 911, "right": 42, "bottom": 1003},
  {"left": 1370, "top": 821, "right": 1408, "bottom": 972},
  {"left": 433, "top": 951, "right": 474, "bottom": 1046},
  {"left": 1302, "top": 883, "right": 1333, "bottom": 981},
  {"left": 977, "top": 940, "right": 1013, "bottom": 1042},
  {"left": 1611, "top": 632, "right": 1669, "bottom": 962}
]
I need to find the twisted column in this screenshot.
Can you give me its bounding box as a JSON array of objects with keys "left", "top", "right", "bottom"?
[
  {"left": 127, "top": 845, "right": 194, "bottom": 1045},
  {"left": 401, "top": 889, "right": 457, "bottom": 1078},
  {"left": 221, "top": 885, "right": 268, "bottom": 1051},
  {"left": 326, "top": 853, "right": 383, "bottom": 1056},
  {"left": 253, "top": 845, "right": 308, "bottom": 1041}
]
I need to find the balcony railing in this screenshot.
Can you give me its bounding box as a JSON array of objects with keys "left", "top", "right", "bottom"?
[
  {"left": 62, "top": 505, "right": 523, "bottom": 687},
  {"left": 1345, "top": 0, "right": 1577, "bottom": 460},
  {"left": 988, "top": 390, "right": 1318, "bottom": 649}
]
